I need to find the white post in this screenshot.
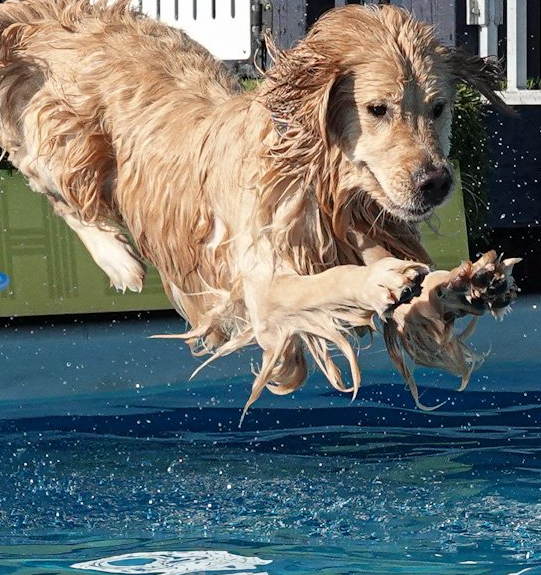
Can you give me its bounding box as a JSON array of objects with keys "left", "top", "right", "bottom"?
[
  {"left": 479, "top": 18, "right": 498, "bottom": 58},
  {"left": 507, "top": 0, "right": 528, "bottom": 91},
  {"left": 467, "top": 0, "right": 503, "bottom": 58}
]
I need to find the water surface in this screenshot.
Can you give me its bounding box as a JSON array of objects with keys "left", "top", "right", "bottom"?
[{"left": 1, "top": 427, "right": 540, "bottom": 574}]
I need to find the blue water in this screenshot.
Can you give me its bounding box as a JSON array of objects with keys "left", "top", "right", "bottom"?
[{"left": 1, "top": 426, "right": 541, "bottom": 574}]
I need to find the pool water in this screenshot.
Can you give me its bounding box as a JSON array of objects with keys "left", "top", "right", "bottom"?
[{"left": 1, "top": 426, "right": 541, "bottom": 574}]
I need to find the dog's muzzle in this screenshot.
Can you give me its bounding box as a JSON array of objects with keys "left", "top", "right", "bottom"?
[{"left": 414, "top": 166, "right": 453, "bottom": 208}]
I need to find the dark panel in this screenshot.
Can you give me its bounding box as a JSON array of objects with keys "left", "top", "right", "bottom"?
[
  {"left": 306, "top": 0, "right": 335, "bottom": 28},
  {"left": 399, "top": 0, "right": 456, "bottom": 45},
  {"left": 486, "top": 106, "right": 541, "bottom": 228},
  {"left": 271, "top": 0, "right": 307, "bottom": 49},
  {"left": 455, "top": 0, "right": 479, "bottom": 53},
  {"left": 528, "top": 0, "right": 541, "bottom": 79}
]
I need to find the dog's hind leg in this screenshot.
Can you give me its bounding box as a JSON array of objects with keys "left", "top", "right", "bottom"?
[
  {"left": 60, "top": 211, "right": 146, "bottom": 293},
  {"left": 14, "top": 153, "right": 146, "bottom": 293}
]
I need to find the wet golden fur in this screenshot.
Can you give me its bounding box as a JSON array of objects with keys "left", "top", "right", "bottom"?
[{"left": 0, "top": 0, "right": 519, "bottom": 417}]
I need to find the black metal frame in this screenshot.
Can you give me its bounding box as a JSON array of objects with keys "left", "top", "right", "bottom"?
[{"left": 233, "top": 0, "right": 273, "bottom": 77}]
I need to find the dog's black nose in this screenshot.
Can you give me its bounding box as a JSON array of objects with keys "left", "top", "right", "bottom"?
[{"left": 415, "top": 167, "right": 453, "bottom": 206}]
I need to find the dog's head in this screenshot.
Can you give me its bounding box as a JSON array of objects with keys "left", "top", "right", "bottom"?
[{"left": 264, "top": 5, "right": 509, "bottom": 223}]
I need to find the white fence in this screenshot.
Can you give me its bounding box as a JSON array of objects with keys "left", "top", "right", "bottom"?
[
  {"left": 131, "top": 0, "right": 253, "bottom": 61},
  {"left": 467, "top": 0, "right": 541, "bottom": 104}
]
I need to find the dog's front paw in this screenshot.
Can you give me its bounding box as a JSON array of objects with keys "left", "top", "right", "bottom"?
[
  {"left": 367, "top": 257, "right": 429, "bottom": 317},
  {"left": 437, "top": 250, "right": 521, "bottom": 320},
  {"left": 385, "top": 251, "right": 522, "bottom": 406}
]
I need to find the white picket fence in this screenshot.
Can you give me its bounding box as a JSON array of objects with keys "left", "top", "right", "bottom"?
[
  {"left": 467, "top": 0, "right": 541, "bottom": 104},
  {"left": 130, "top": 0, "right": 253, "bottom": 61}
]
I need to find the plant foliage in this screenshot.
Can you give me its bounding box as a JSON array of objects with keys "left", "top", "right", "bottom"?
[{"left": 450, "top": 84, "right": 491, "bottom": 244}]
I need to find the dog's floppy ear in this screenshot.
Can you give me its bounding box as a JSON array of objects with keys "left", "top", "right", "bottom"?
[
  {"left": 444, "top": 47, "right": 514, "bottom": 114},
  {"left": 262, "top": 31, "right": 341, "bottom": 147}
]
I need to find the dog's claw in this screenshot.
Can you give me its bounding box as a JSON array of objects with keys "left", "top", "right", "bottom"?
[
  {"left": 439, "top": 252, "right": 521, "bottom": 319},
  {"left": 400, "top": 285, "right": 413, "bottom": 303},
  {"left": 398, "top": 277, "right": 423, "bottom": 305},
  {"left": 385, "top": 251, "right": 522, "bottom": 410},
  {"left": 373, "top": 260, "right": 428, "bottom": 316}
]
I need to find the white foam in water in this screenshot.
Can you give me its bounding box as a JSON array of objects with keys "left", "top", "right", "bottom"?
[{"left": 71, "top": 550, "right": 272, "bottom": 574}]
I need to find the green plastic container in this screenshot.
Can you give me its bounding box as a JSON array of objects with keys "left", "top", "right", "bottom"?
[
  {"left": 0, "top": 165, "right": 468, "bottom": 317},
  {"left": 420, "top": 162, "right": 469, "bottom": 271},
  {"left": 0, "top": 169, "right": 170, "bottom": 316}
]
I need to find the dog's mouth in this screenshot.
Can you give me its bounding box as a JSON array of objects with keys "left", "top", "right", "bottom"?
[
  {"left": 384, "top": 200, "right": 437, "bottom": 223},
  {"left": 355, "top": 161, "right": 454, "bottom": 223},
  {"left": 380, "top": 175, "right": 455, "bottom": 223},
  {"left": 369, "top": 185, "right": 449, "bottom": 223}
]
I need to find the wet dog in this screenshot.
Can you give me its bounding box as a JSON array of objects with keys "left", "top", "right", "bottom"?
[{"left": 0, "top": 0, "right": 520, "bottom": 417}]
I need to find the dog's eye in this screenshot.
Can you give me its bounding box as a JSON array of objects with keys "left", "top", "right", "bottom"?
[
  {"left": 433, "top": 102, "right": 445, "bottom": 119},
  {"left": 367, "top": 104, "right": 388, "bottom": 117}
]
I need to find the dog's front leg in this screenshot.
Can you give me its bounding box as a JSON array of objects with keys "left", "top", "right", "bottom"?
[
  {"left": 264, "top": 257, "right": 429, "bottom": 323},
  {"left": 346, "top": 229, "right": 431, "bottom": 266},
  {"left": 240, "top": 257, "right": 429, "bottom": 420}
]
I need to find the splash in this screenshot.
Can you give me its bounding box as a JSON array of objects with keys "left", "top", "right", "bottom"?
[{"left": 72, "top": 550, "right": 272, "bottom": 575}]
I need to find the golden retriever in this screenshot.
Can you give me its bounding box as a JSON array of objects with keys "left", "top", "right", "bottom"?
[{"left": 0, "top": 0, "right": 520, "bottom": 420}]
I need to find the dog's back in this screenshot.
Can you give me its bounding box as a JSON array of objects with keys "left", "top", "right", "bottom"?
[
  {"left": 0, "top": 0, "right": 260, "bottom": 332},
  {"left": 0, "top": 0, "right": 242, "bottom": 200}
]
